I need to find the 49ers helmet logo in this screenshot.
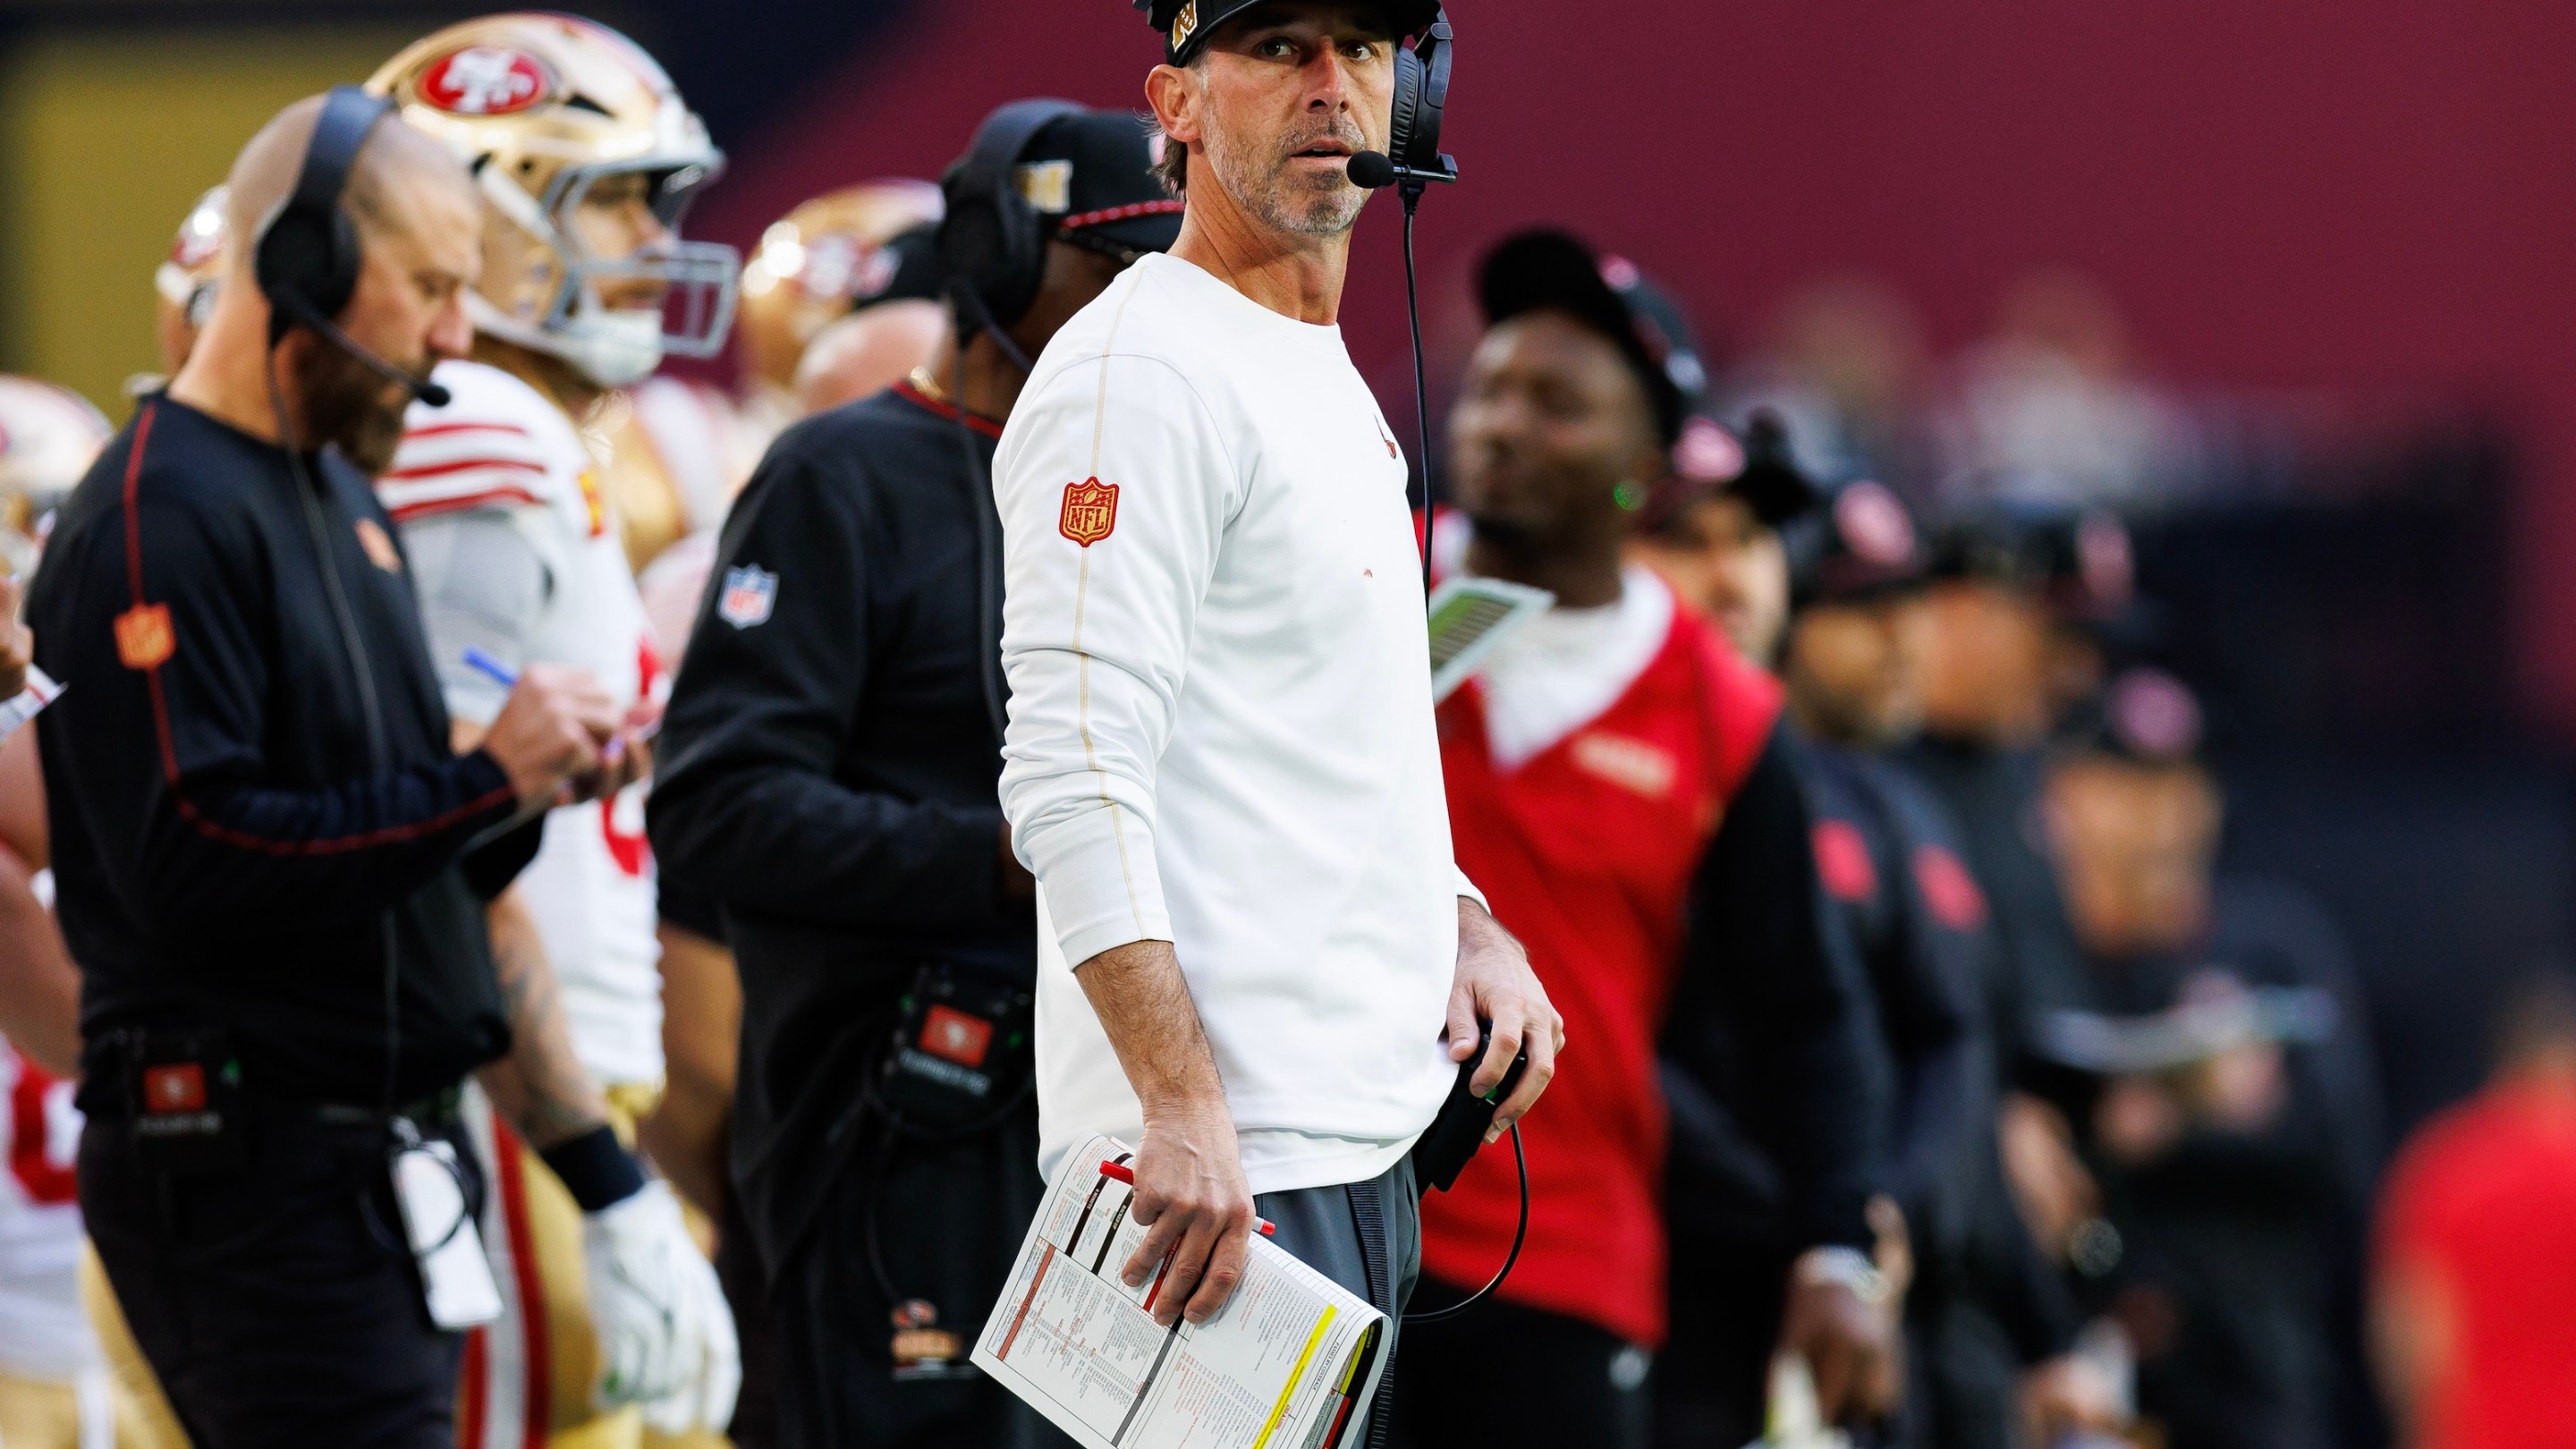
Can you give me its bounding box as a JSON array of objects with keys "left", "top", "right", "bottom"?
[
  {"left": 1059, "top": 479, "right": 1120, "bottom": 547},
  {"left": 417, "top": 47, "right": 553, "bottom": 116}
]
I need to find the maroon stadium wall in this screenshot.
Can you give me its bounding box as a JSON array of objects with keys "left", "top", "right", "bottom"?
[{"left": 690, "top": 0, "right": 2576, "bottom": 731}]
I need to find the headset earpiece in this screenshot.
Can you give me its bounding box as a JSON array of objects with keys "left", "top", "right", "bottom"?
[
  {"left": 939, "top": 98, "right": 1084, "bottom": 342},
  {"left": 253, "top": 85, "right": 394, "bottom": 346},
  {"left": 1386, "top": 9, "right": 1455, "bottom": 185}
]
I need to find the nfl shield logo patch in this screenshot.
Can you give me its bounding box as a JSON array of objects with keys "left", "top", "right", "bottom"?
[
  {"left": 718, "top": 565, "right": 778, "bottom": 630},
  {"left": 1058, "top": 479, "right": 1119, "bottom": 547}
]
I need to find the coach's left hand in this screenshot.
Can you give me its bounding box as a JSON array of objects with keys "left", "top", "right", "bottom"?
[{"left": 1445, "top": 898, "right": 1563, "bottom": 1140}]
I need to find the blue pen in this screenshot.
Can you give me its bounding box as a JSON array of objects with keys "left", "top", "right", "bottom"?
[
  {"left": 462, "top": 648, "right": 660, "bottom": 750},
  {"left": 462, "top": 647, "right": 518, "bottom": 690}
]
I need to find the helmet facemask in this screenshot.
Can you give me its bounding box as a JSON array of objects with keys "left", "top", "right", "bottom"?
[{"left": 470, "top": 153, "right": 738, "bottom": 389}]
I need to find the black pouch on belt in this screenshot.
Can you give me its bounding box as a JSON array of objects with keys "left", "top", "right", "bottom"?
[
  {"left": 872, "top": 963, "right": 1033, "bottom": 1138},
  {"left": 123, "top": 1028, "right": 248, "bottom": 1176}
]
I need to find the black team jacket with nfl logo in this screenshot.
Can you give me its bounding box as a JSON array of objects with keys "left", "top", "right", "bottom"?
[{"left": 650, "top": 381, "right": 1038, "bottom": 1275}]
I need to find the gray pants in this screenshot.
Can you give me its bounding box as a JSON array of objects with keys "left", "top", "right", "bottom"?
[{"left": 1262, "top": 1152, "right": 1421, "bottom": 1439}]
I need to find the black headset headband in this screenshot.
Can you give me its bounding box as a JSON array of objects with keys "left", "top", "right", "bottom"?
[
  {"left": 956, "top": 98, "right": 1081, "bottom": 226},
  {"left": 942, "top": 98, "right": 1083, "bottom": 357},
  {"left": 296, "top": 86, "right": 394, "bottom": 224},
  {"left": 255, "top": 85, "right": 453, "bottom": 406},
  {"left": 256, "top": 85, "right": 394, "bottom": 347}
]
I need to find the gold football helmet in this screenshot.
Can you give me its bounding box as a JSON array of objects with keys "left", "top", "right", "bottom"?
[
  {"left": 152, "top": 184, "right": 230, "bottom": 377},
  {"left": 0, "top": 377, "right": 112, "bottom": 569},
  {"left": 368, "top": 13, "right": 739, "bottom": 388},
  {"left": 735, "top": 180, "right": 944, "bottom": 395}
]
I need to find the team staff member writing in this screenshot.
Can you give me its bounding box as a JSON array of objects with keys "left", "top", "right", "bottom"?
[
  {"left": 996, "top": 2, "right": 1561, "bottom": 1423},
  {"left": 30, "top": 95, "right": 659, "bottom": 1446}
]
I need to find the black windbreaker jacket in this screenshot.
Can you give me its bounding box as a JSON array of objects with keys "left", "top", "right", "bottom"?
[
  {"left": 649, "top": 384, "right": 1038, "bottom": 1273},
  {"left": 32, "top": 395, "right": 533, "bottom": 1107}
]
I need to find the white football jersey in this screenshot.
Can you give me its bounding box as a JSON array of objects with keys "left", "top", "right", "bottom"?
[
  {"left": 385, "top": 360, "right": 665, "bottom": 1087},
  {"left": 0, "top": 1037, "right": 97, "bottom": 1383}
]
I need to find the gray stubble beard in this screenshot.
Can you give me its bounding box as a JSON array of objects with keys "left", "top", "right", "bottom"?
[{"left": 1204, "top": 115, "right": 1368, "bottom": 238}]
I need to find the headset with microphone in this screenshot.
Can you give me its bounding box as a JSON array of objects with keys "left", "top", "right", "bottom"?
[
  {"left": 934, "top": 99, "right": 1087, "bottom": 745},
  {"left": 254, "top": 84, "right": 451, "bottom": 410},
  {"left": 939, "top": 98, "right": 1087, "bottom": 378},
  {"left": 1345, "top": 11, "right": 1456, "bottom": 596}
]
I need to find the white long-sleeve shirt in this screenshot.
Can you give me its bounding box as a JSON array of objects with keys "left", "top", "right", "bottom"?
[{"left": 996, "top": 252, "right": 1474, "bottom": 1195}]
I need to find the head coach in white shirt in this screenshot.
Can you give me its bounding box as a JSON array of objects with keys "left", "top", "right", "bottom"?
[{"left": 993, "top": 0, "right": 1562, "bottom": 1367}]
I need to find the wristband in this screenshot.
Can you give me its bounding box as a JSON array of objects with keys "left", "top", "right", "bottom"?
[
  {"left": 1794, "top": 1245, "right": 1891, "bottom": 1308},
  {"left": 539, "top": 1123, "right": 648, "bottom": 1213}
]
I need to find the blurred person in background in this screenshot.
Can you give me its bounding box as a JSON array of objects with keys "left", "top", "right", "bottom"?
[
  {"left": 1772, "top": 477, "right": 2119, "bottom": 1449},
  {"left": 787, "top": 224, "right": 945, "bottom": 416},
  {"left": 639, "top": 176, "right": 945, "bottom": 1449},
  {"left": 650, "top": 100, "right": 1181, "bottom": 1449},
  {"left": 369, "top": 15, "right": 743, "bottom": 1445},
  {"left": 141, "top": 187, "right": 232, "bottom": 393},
  {"left": 1406, "top": 227, "right": 1891, "bottom": 1447},
  {"left": 732, "top": 182, "right": 945, "bottom": 429},
  {"left": 1898, "top": 504, "right": 2132, "bottom": 1275},
  {"left": 33, "top": 89, "right": 659, "bottom": 1445},
  {"left": 1932, "top": 272, "right": 2196, "bottom": 512},
  {"left": 2041, "top": 668, "right": 2381, "bottom": 1449},
  {"left": 634, "top": 198, "right": 950, "bottom": 657},
  {"left": 1714, "top": 276, "right": 1934, "bottom": 498},
  {"left": 2373, "top": 970, "right": 2576, "bottom": 1449},
  {"left": 1625, "top": 409, "right": 1810, "bottom": 665}
]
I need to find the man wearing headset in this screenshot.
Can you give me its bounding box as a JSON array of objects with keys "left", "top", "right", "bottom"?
[
  {"left": 29, "top": 95, "right": 656, "bottom": 1446},
  {"left": 992, "top": 4, "right": 1561, "bottom": 1434},
  {"left": 649, "top": 102, "right": 1182, "bottom": 1447}
]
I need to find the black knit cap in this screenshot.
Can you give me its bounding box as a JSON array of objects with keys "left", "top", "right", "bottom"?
[
  {"left": 1477, "top": 229, "right": 1707, "bottom": 448},
  {"left": 1134, "top": 0, "right": 1442, "bottom": 64}
]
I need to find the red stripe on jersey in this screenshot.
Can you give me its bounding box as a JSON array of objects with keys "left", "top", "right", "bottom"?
[
  {"left": 460, "top": 1325, "right": 490, "bottom": 1449},
  {"left": 386, "top": 487, "right": 547, "bottom": 523},
  {"left": 381, "top": 455, "right": 547, "bottom": 483},
  {"left": 402, "top": 420, "right": 531, "bottom": 441},
  {"left": 492, "top": 1116, "right": 552, "bottom": 1446}
]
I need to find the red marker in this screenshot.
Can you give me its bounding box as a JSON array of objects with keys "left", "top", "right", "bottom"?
[{"left": 1099, "top": 1160, "right": 1275, "bottom": 1235}]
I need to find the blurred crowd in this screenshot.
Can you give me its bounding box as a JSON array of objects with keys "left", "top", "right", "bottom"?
[{"left": 0, "top": 8, "right": 2558, "bottom": 1449}]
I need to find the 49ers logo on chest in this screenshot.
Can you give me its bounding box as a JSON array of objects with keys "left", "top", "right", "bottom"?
[
  {"left": 417, "top": 47, "right": 552, "bottom": 116},
  {"left": 1058, "top": 478, "right": 1120, "bottom": 547}
]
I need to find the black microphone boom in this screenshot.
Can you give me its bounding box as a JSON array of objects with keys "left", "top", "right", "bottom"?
[
  {"left": 1346, "top": 148, "right": 1455, "bottom": 191},
  {"left": 271, "top": 291, "right": 452, "bottom": 407}
]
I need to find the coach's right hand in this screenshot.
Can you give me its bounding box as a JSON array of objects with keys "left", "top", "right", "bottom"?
[
  {"left": 481, "top": 665, "right": 620, "bottom": 809},
  {"left": 1123, "top": 1093, "right": 1257, "bottom": 1328}
]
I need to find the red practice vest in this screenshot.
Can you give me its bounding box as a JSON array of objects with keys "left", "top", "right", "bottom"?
[{"left": 1424, "top": 602, "right": 1780, "bottom": 1348}]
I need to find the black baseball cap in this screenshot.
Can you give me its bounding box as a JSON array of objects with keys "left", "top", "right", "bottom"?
[
  {"left": 1477, "top": 228, "right": 1707, "bottom": 447},
  {"left": 1134, "top": 0, "right": 1442, "bottom": 64},
  {"left": 1012, "top": 109, "right": 1187, "bottom": 258},
  {"left": 1928, "top": 500, "right": 2135, "bottom": 622},
  {"left": 2055, "top": 665, "right": 2205, "bottom": 767},
  {"left": 1637, "top": 410, "right": 1819, "bottom": 538},
  {"left": 1786, "top": 479, "right": 1927, "bottom": 610}
]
